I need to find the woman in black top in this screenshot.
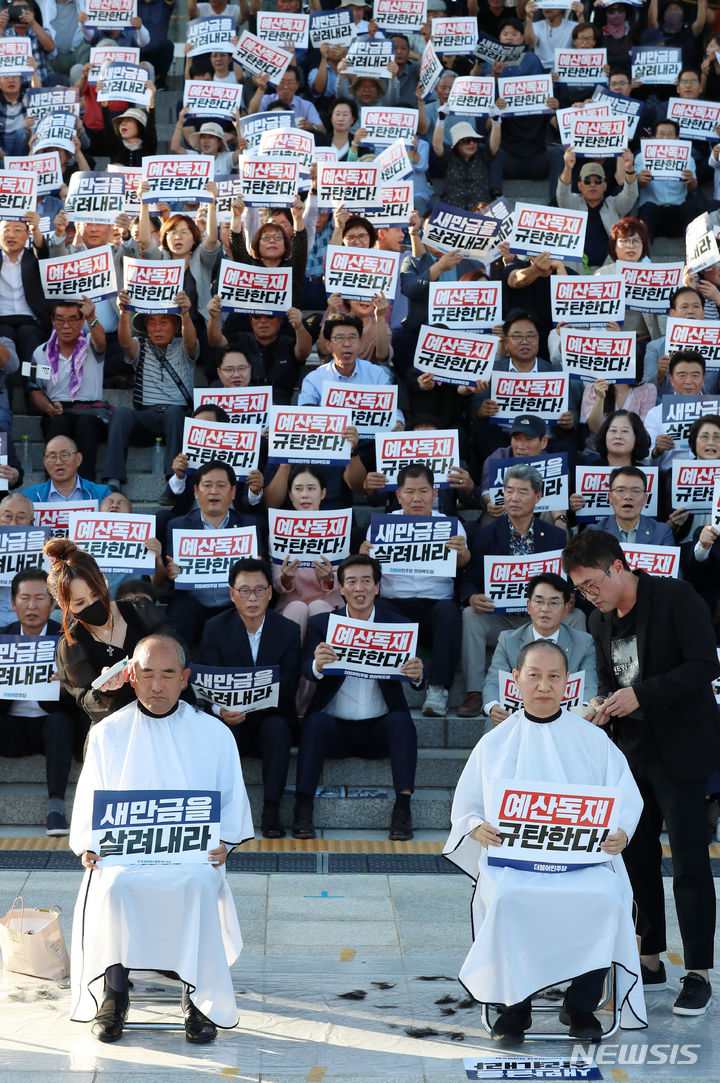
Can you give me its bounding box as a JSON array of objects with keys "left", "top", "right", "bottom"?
[{"left": 45, "top": 538, "right": 171, "bottom": 726}]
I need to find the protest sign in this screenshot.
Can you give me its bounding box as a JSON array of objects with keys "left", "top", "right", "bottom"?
[
  {"left": 569, "top": 115, "right": 628, "bottom": 156},
  {"left": 344, "top": 37, "right": 394, "bottom": 77},
  {"left": 666, "top": 317, "right": 720, "bottom": 368},
  {"left": 323, "top": 244, "right": 400, "bottom": 301},
  {"left": 574, "top": 465, "right": 657, "bottom": 519},
  {"left": 686, "top": 212, "right": 720, "bottom": 275},
  {"left": 360, "top": 107, "right": 418, "bottom": 146},
  {"left": 190, "top": 665, "right": 280, "bottom": 712},
  {"left": 5, "top": 151, "right": 62, "bottom": 196},
  {"left": 320, "top": 383, "right": 398, "bottom": 436},
  {"left": 661, "top": 395, "right": 720, "bottom": 451},
  {"left": 238, "top": 157, "right": 299, "bottom": 207},
  {"left": 91, "top": 789, "right": 220, "bottom": 866},
  {"left": 0, "top": 525, "right": 49, "bottom": 586},
  {"left": 591, "top": 85, "right": 641, "bottom": 138},
  {"left": 473, "top": 32, "right": 524, "bottom": 67},
  {"left": 26, "top": 86, "right": 79, "bottom": 118},
  {"left": 124, "top": 257, "right": 184, "bottom": 312},
  {"left": 631, "top": 46, "right": 681, "bottom": 84},
  {"left": 34, "top": 112, "right": 76, "bottom": 154},
  {"left": 419, "top": 39, "right": 443, "bottom": 99},
  {"left": 667, "top": 97, "right": 720, "bottom": 141},
  {"left": 215, "top": 174, "right": 245, "bottom": 223},
  {"left": 88, "top": 44, "right": 139, "bottom": 81},
  {"left": 181, "top": 416, "right": 262, "bottom": 478},
  {"left": 267, "top": 406, "right": 352, "bottom": 465},
  {"left": 0, "top": 634, "right": 59, "bottom": 701},
  {"left": 559, "top": 328, "right": 636, "bottom": 381},
  {"left": 142, "top": 155, "right": 213, "bottom": 204},
  {"left": 375, "top": 139, "right": 413, "bottom": 183},
  {"left": 446, "top": 76, "right": 495, "bottom": 116},
  {"left": 497, "top": 73, "right": 553, "bottom": 116},
  {"left": 484, "top": 551, "right": 564, "bottom": 613},
  {"left": 671, "top": 459, "right": 720, "bottom": 512},
  {"left": 194, "top": 387, "right": 272, "bottom": 427},
  {"left": 68, "top": 512, "right": 156, "bottom": 573},
  {"left": 86, "top": 0, "right": 136, "bottom": 27},
  {"left": 313, "top": 146, "right": 338, "bottom": 163},
  {"left": 317, "top": 162, "right": 381, "bottom": 209},
  {"left": 97, "top": 62, "right": 150, "bottom": 106},
  {"left": 182, "top": 80, "right": 244, "bottom": 120},
  {"left": 107, "top": 163, "right": 143, "bottom": 215},
  {"left": 556, "top": 103, "right": 610, "bottom": 145},
  {"left": 268, "top": 508, "right": 352, "bottom": 566},
  {"left": 323, "top": 614, "right": 418, "bottom": 681},
  {"left": 258, "top": 127, "right": 314, "bottom": 172},
  {"left": 490, "top": 373, "right": 569, "bottom": 423},
  {"left": 0, "top": 170, "right": 35, "bottom": 220},
  {"left": 509, "top": 203, "right": 587, "bottom": 262},
  {"left": 40, "top": 246, "right": 117, "bottom": 302},
  {"left": 217, "top": 260, "right": 292, "bottom": 315},
  {"left": 550, "top": 276, "right": 625, "bottom": 324},
  {"left": 364, "top": 181, "right": 414, "bottom": 227},
  {"left": 368, "top": 514, "right": 458, "bottom": 576},
  {"left": 187, "top": 16, "right": 235, "bottom": 56},
  {"left": 256, "top": 11, "right": 309, "bottom": 48},
  {"left": 464, "top": 1056, "right": 601, "bottom": 1080},
  {"left": 713, "top": 477, "right": 720, "bottom": 529},
  {"left": 309, "top": 8, "right": 356, "bottom": 47},
  {"left": 498, "top": 670, "right": 585, "bottom": 713},
  {"left": 0, "top": 38, "right": 32, "bottom": 75},
  {"left": 621, "top": 543, "right": 680, "bottom": 578},
  {"left": 33, "top": 500, "right": 98, "bottom": 538},
  {"left": 554, "top": 48, "right": 607, "bottom": 85},
  {"left": 486, "top": 453, "right": 569, "bottom": 514},
  {"left": 428, "top": 280, "right": 502, "bottom": 330},
  {"left": 374, "top": 429, "right": 460, "bottom": 488},
  {"left": 171, "top": 527, "right": 259, "bottom": 590},
  {"left": 64, "top": 171, "right": 124, "bottom": 224},
  {"left": 374, "top": 0, "right": 426, "bottom": 32},
  {"left": 237, "top": 110, "right": 292, "bottom": 155},
  {"left": 617, "top": 261, "right": 683, "bottom": 313},
  {"left": 488, "top": 778, "right": 617, "bottom": 871},
  {"left": 233, "top": 31, "right": 292, "bottom": 81},
  {"left": 431, "top": 16, "right": 478, "bottom": 53},
  {"left": 414, "top": 326, "right": 499, "bottom": 386},
  {"left": 640, "top": 138, "right": 692, "bottom": 178},
  {"left": 423, "top": 202, "right": 501, "bottom": 262}
]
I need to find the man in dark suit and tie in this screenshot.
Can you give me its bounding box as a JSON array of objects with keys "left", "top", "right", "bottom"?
[
  {"left": 199, "top": 557, "right": 301, "bottom": 840},
  {"left": 563, "top": 529, "right": 720, "bottom": 1018},
  {"left": 294, "top": 555, "right": 424, "bottom": 842},
  {"left": 0, "top": 569, "right": 84, "bottom": 836},
  {"left": 589, "top": 466, "right": 675, "bottom": 546}
]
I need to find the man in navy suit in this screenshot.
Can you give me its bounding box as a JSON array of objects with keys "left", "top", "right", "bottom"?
[
  {"left": 0, "top": 569, "right": 84, "bottom": 836},
  {"left": 294, "top": 555, "right": 424, "bottom": 842},
  {"left": 199, "top": 558, "right": 301, "bottom": 840},
  {"left": 459, "top": 464, "right": 573, "bottom": 718},
  {"left": 589, "top": 466, "right": 675, "bottom": 546},
  {"left": 483, "top": 572, "right": 598, "bottom": 724}
]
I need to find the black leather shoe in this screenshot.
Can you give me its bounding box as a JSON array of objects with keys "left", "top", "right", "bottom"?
[
  {"left": 491, "top": 1005, "right": 531, "bottom": 1042},
  {"left": 91, "top": 993, "right": 129, "bottom": 1043},
  {"left": 559, "top": 993, "right": 603, "bottom": 1041},
  {"left": 183, "top": 999, "right": 217, "bottom": 1043},
  {"left": 261, "top": 807, "right": 286, "bottom": 839},
  {"left": 292, "top": 811, "right": 315, "bottom": 839},
  {"left": 388, "top": 807, "right": 413, "bottom": 841}
]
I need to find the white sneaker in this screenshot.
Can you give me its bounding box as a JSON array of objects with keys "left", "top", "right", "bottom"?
[{"left": 422, "top": 685, "right": 448, "bottom": 717}]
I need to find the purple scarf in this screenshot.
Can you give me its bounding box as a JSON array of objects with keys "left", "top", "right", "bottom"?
[{"left": 47, "top": 330, "right": 89, "bottom": 402}]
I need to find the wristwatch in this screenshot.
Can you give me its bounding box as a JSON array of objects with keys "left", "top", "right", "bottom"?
[{"left": 88, "top": 319, "right": 99, "bottom": 328}]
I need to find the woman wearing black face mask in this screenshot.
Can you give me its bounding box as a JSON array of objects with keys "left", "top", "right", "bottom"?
[{"left": 45, "top": 538, "right": 172, "bottom": 726}]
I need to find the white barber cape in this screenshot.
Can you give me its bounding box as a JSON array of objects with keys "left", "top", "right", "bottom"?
[
  {"left": 443, "top": 707, "right": 647, "bottom": 1029},
  {"left": 69, "top": 700, "right": 254, "bottom": 1027}
]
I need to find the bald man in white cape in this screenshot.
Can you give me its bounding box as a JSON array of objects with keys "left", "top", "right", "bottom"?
[
  {"left": 444, "top": 639, "right": 646, "bottom": 1042},
  {"left": 69, "top": 635, "right": 254, "bottom": 1043}
]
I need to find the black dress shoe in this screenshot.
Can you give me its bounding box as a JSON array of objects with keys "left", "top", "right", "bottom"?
[
  {"left": 292, "top": 812, "right": 315, "bottom": 839},
  {"left": 491, "top": 1004, "right": 532, "bottom": 1042},
  {"left": 182, "top": 998, "right": 217, "bottom": 1043},
  {"left": 91, "top": 993, "right": 129, "bottom": 1043},
  {"left": 388, "top": 807, "right": 413, "bottom": 841},
  {"left": 559, "top": 992, "right": 603, "bottom": 1041},
  {"left": 261, "top": 807, "right": 286, "bottom": 839}
]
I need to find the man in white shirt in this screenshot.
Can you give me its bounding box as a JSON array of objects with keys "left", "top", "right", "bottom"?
[{"left": 0, "top": 217, "right": 52, "bottom": 364}]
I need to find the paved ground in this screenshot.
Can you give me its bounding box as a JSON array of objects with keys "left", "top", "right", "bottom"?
[{"left": 1, "top": 868, "right": 719, "bottom": 1082}]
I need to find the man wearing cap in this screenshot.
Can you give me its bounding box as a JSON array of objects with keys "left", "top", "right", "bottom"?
[
  {"left": 478, "top": 415, "right": 569, "bottom": 529},
  {"left": 103, "top": 289, "right": 197, "bottom": 491},
  {"left": 557, "top": 148, "right": 638, "bottom": 271},
  {"left": 171, "top": 114, "right": 238, "bottom": 173},
  {"left": 432, "top": 119, "right": 501, "bottom": 211}
]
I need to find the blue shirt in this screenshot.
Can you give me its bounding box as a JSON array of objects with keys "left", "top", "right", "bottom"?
[{"left": 298, "top": 356, "right": 404, "bottom": 424}]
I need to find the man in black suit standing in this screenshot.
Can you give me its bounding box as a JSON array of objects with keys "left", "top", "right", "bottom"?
[
  {"left": 0, "top": 569, "right": 83, "bottom": 836},
  {"left": 294, "top": 555, "right": 424, "bottom": 842},
  {"left": 563, "top": 529, "right": 720, "bottom": 1018},
  {"left": 199, "top": 558, "right": 301, "bottom": 840}
]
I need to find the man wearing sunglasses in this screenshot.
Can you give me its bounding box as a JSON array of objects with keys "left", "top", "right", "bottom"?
[{"left": 557, "top": 148, "right": 638, "bottom": 271}]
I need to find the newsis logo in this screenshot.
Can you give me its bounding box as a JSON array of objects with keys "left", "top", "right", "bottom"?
[{"left": 570, "top": 1042, "right": 700, "bottom": 1066}]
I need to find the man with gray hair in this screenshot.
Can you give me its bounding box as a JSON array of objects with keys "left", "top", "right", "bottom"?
[
  {"left": 0, "top": 492, "right": 35, "bottom": 627},
  {"left": 457, "top": 465, "right": 578, "bottom": 718}
]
